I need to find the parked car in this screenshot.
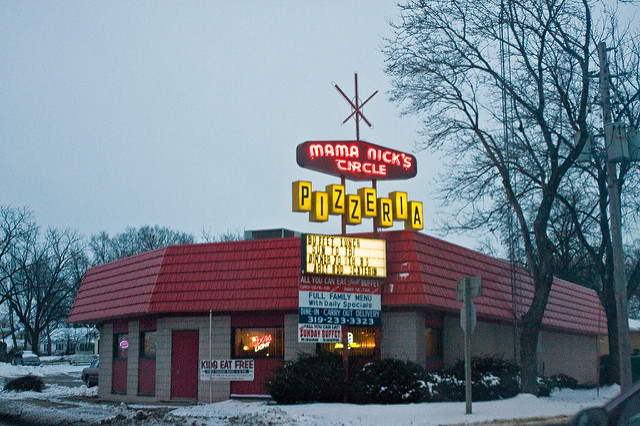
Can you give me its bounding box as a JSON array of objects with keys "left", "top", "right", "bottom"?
[
  {"left": 11, "top": 350, "right": 41, "bottom": 366},
  {"left": 69, "top": 350, "right": 97, "bottom": 365},
  {"left": 81, "top": 358, "right": 99, "bottom": 387},
  {"left": 569, "top": 379, "right": 640, "bottom": 425}
]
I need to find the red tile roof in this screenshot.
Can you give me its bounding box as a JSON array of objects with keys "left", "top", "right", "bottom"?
[
  {"left": 68, "top": 231, "right": 606, "bottom": 335},
  {"left": 379, "top": 231, "right": 606, "bottom": 335}
]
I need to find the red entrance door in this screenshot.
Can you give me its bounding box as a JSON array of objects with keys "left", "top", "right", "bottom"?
[{"left": 171, "top": 330, "right": 199, "bottom": 399}]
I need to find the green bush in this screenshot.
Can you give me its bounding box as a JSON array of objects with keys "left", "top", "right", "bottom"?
[
  {"left": 537, "top": 377, "right": 552, "bottom": 397},
  {"left": 267, "top": 353, "right": 345, "bottom": 404},
  {"left": 350, "top": 359, "right": 431, "bottom": 404},
  {"left": 267, "top": 354, "right": 584, "bottom": 404},
  {"left": 4, "top": 375, "right": 45, "bottom": 392},
  {"left": 547, "top": 373, "right": 579, "bottom": 390},
  {"left": 433, "top": 356, "right": 520, "bottom": 401}
]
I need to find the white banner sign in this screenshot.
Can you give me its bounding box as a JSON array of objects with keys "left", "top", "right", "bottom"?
[
  {"left": 298, "top": 323, "right": 342, "bottom": 343},
  {"left": 200, "top": 359, "right": 254, "bottom": 381}
]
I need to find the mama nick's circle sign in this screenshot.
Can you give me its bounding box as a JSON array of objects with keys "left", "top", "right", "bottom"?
[{"left": 296, "top": 140, "right": 417, "bottom": 181}]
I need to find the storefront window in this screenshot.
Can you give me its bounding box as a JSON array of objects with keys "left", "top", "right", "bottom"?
[
  {"left": 140, "top": 331, "right": 156, "bottom": 359},
  {"left": 113, "top": 333, "right": 129, "bottom": 359},
  {"left": 234, "top": 328, "right": 284, "bottom": 358},
  {"left": 426, "top": 327, "right": 443, "bottom": 359},
  {"left": 319, "top": 327, "right": 376, "bottom": 357}
]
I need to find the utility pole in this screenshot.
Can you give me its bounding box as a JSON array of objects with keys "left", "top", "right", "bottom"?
[{"left": 598, "top": 41, "right": 632, "bottom": 391}]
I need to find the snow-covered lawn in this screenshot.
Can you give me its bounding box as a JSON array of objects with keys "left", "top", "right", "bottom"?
[
  {"left": 0, "top": 361, "right": 621, "bottom": 425},
  {"left": 0, "top": 359, "right": 85, "bottom": 379}
]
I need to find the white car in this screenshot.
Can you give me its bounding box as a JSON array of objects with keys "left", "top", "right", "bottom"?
[{"left": 11, "top": 350, "right": 41, "bottom": 366}]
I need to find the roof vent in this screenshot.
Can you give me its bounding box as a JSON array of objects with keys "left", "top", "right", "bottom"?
[{"left": 244, "top": 228, "right": 301, "bottom": 240}]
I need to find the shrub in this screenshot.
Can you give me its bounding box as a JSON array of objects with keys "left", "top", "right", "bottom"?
[
  {"left": 350, "top": 359, "right": 431, "bottom": 404},
  {"left": 433, "top": 356, "right": 520, "bottom": 401},
  {"left": 537, "top": 377, "right": 552, "bottom": 397},
  {"left": 267, "top": 353, "right": 345, "bottom": 404},
  {"left": 547, "top": 373, "right": 579, "bottom": 390},
  {"left": 4, "top": 375, "right": 45, "bottom": 392}
]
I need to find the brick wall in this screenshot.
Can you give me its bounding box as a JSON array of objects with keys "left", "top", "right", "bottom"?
[{"left": 381, "top": 311, "right": 427, "bottom": 368}]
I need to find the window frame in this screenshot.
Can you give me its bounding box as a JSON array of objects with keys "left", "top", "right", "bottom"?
[
  {"left": 139, "top": 330, "right": 157, "bottom": 360},
  {"left": 113, "top": 333, "right": 129, "bottom": 360},
  {"left": 318, "top": 326, "right": 377, "bottom": 358}
]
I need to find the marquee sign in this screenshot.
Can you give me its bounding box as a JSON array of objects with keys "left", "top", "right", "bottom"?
[
  {"left": 302, "top": 234, "right": 386, "bottom": 278},
  {"left": 296, "top": 140, "right": 417, "bottom": 181}
]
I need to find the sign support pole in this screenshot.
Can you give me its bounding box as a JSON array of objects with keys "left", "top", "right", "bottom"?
[
  {"left": 209, "top": 309, "right": 212, "bottom": 402},
  {"left": 335, "top": 73, "right": 379, "bottom": 402},
  {"left": 341, "top": 175, "right": 346, "bottom": 236},
  {"left": 463, "top": 278, "right": 472, "bottom": 414},
  {"left": 457, "top": 275, "right": 481, "bottom": 415}
]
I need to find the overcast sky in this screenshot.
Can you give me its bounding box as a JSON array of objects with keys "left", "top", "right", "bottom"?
[{"left": 1, "top": 2, "right": 482, "bottom": 247}]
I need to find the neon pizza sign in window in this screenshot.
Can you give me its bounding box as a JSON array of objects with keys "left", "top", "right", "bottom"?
[{"left": 296, "top": 140, "right": 417, "bottom": 181}]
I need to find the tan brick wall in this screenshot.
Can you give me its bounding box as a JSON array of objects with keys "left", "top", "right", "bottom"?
[
  {"left": 99, "top": 315, "right": 233, "bottom": 404},
  {"left": 126, "top": 321, "right": 139, "bottom": 397},
  {"left": 284, "top": 314, "right": 315, "bottom": 361},
  {"left": 97, "top": 323, "right": 112, "bottom": 400},
  {"left": 157, "top": 315, "right": 231, "bottom": 403},
  {"left": 443, "top": 315, "right": 598, "bottom": 384},
  {"left": 538, "top": 330, "right": 598, "bottom": 384},
  {"left": 443, "top": 316, "right": 516, "bottom": 366},
  {"left": 381, "top": 311, "right": 427, "bottom": 368}
]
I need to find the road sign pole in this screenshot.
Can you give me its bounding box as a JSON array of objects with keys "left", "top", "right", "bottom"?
[
  {"left": 464, "top": 278, "right": 473, "bottom": 414},
  {"left": 342, "top": 326, "right": 349, "bottom": 402},
  {"left": 458, "top": 276, "right": 481, "bottom": 415}
]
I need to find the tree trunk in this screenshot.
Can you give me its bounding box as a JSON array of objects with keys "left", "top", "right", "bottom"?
[
  {"left": 520, "top": 236, "right": 555, "bottom": 394},
  {"left": 520, "top": 311, "right": 542, "bottom": 394},
  {"left": 9, "top": 306, "right": 17, "bottom": 349},
  {"left": 30, "top": 330, "right": 40, "bottom": 356},
  {"left": 46, "top": 325, "right": 52, "bottom": 356}
]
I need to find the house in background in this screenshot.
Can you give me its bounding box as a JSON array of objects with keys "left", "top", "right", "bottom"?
[{"left": 39, "top": 326, "right": 99, "bottom": 356}]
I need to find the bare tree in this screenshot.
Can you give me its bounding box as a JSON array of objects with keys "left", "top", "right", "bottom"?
[
  {"left": 89, "top": 225, "right": 195, "bottom": 265},
  {"left": 385, "top": 0, "right": 607, "bottom": 393},
  {"left": 553, "top": 12, "right": 640, "bottom": 382},
  {"left": 0, "top": 206, "right": 39, "bottom": 347},
  {"left": 200, "top": 226, "right": 244, "bottom": 243},
  {"left": 5, "top": 227, "right": 87, "bottom": 354}
]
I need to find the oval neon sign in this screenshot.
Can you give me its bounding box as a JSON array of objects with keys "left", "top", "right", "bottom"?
[
  {"left": 119, "top": 340, "right": 129, "bottom": 350},
  {"left": 296, "top": 140, "right": 417, "bottom": 181}
]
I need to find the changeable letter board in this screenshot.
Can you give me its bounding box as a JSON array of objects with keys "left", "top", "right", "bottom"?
[{"left": 301, "top": 234, "right": 387, "bottom": 278}]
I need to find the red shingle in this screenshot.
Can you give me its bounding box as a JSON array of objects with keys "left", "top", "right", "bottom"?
[{"left": 68, "top": 231, "right": 605, "bottom": 336}]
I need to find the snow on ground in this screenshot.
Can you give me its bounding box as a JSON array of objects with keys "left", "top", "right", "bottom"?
[
  {"left": 0, "top": 360, "right": 85, "bottom": 379},
  {"left": 0, "top": 361, "right": 622, "bottom": 425},
  {"left": 167, "top": 387, "right": 619, "bottom": 425}
]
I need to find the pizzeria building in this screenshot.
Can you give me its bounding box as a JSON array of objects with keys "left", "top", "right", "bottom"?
[{"left": 67, "top": 229, "right": 606, "bottom": 404}]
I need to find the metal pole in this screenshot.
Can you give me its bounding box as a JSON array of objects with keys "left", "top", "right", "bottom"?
[
  {"left": 372, "top": 179, "right": 377, "bottom": 234},
  {"left": 464, "top": 278, "right": 472, "bottom": 414},
  {"left": 598, "top": 41, "right": 632, "bottom": 391},
  {"left": 341, "top": 175, "right": 346, "bottom": 236},
  {"left": 355, "top": 73, "right": 360, "bottom": 141},
  {"left": 209, "top": 309, "right": 213, "bottom": 402},
  {"left": 342, "top": 328, "right": 349, "bottom": 402}
]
